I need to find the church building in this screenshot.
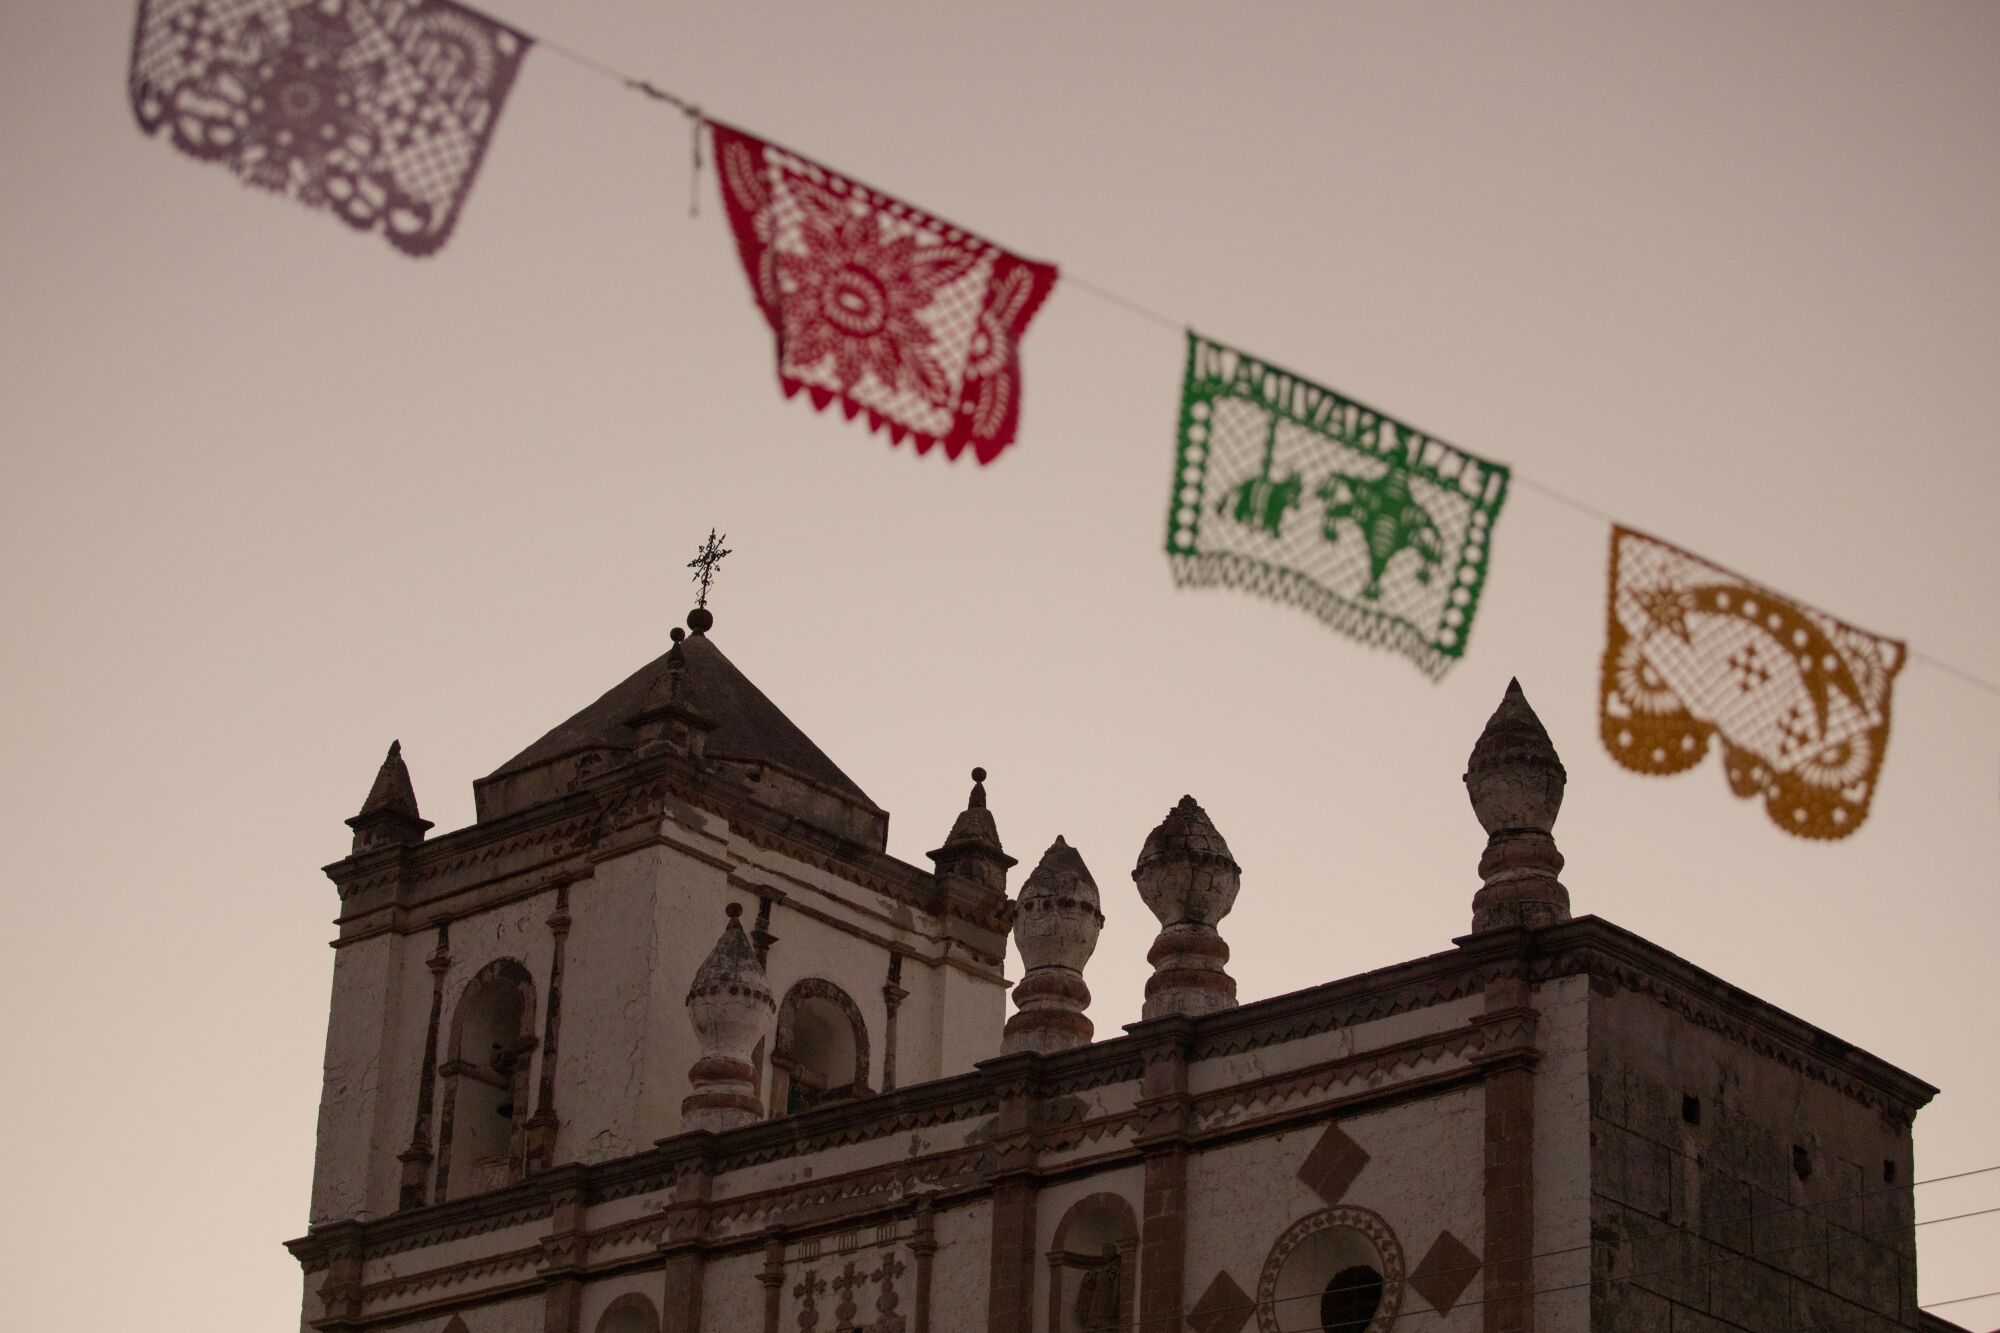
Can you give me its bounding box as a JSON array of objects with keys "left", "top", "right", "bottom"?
[{"left": 288, "top": 602, "right": 1955, "bottom": 1333}]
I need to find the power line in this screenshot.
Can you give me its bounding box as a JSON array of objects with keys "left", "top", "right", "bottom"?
[
  {"left": 1118, "top": 1201, "right": 2000, "bottom": 1331},
  {"left": 1247, "top": 1162, "right": 2000, "bottom": 1306}
]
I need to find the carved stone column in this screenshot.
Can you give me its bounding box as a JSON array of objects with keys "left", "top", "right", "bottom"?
[
  {"left": 882, "top": 952, "right": 907, "bottom": 1091},
  {"left": 1133, "top": 1027, "right": 1194, "bottom": 1333},
  {"left": 907, "top": 1195, "right": 939, "bottom": 1333},
  {"left": 526, "top": 884, "right": 573, "bottom": 1172},
  {"left": 398, "top": 923, "right": 451, "bottom": 1209},
  {"left": 537, "top": 1168, "right": 589, "bottom": 1333},
  {"left": 658, "top": 1153, "right": 714, "bottom": 1333},
  {"left": 758, "top": 1233, "right": 787, "bottom": 1333}
]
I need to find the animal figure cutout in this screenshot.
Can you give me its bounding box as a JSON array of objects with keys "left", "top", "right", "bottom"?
[
  {"left": 1222, "top": 470, "right": 1304, "bottom": 537},
  {"left": 1167, "top": 332, "right": 1510, "bottom": 678},
  {"left": 1316, "top": 470, "right": 1443, "bottom": 601}
]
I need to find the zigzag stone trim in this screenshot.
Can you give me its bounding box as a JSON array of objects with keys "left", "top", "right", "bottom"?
[
  {"left": 1191, "top": 963, "right": 1503, "bottom": 1061},
  {"left": 1194, "top": 1022, "right": 1492, "bottom": 1130},
  {"left": 361, "top": 1244, "right": 542, "bottom": 1306}
]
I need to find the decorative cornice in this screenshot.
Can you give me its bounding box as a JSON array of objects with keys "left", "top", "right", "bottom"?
[
  {"left": 360, "top": 1243, "right": 543, "bottom": 1306},
  {"left": 322, "top": 750, "right": 1010, "bottom": 946},
  {"left": 1530, "top": 917, "right": 1937, "bottom": 1118},
  {"left": 1192, "top": 1019, "right": 1497, "bottom": 1131},
  {"left": 287, "top": 913, "right": 1936, "bottom": 1308}
]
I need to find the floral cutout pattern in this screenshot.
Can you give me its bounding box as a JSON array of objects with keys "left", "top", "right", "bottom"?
[
  {"left": 713, "top": 121, "right": 1059, "bottom": 464},
  {"left": 1600, "top": 526, "right": 1905, "bottom": 840},
  {"left": 129, "top": 0, "right": 528, "bottom": 256}
]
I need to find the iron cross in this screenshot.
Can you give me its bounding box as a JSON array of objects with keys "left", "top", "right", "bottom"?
[{"left": 687, "top": 528, "right": 732, "bottom": 609}]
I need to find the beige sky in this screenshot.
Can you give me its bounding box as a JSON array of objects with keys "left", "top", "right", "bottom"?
[{"left": 3, "top": 1, "right": 1996, "bottom": 1327}]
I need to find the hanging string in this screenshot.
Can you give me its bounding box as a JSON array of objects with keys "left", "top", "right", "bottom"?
[
  {"left": 532, "top": 33, "right": 703, "bottom": 217},
  {"left": 492, "top": 13, "right": 2000, "bottom": 704}
]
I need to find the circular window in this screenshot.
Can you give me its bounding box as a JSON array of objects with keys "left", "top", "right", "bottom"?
[{"left": 1255, "top": 1207, "right": 1404, "bottom": 1333}]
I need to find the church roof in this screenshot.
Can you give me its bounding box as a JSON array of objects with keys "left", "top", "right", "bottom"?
[{"left": 486, "top": 625, "right": 877, "bottom": 809}]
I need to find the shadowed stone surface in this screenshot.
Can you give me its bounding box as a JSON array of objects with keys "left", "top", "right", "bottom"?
[
  {"left": 1407, "top": 1229, "right": 1480, "bottom": 1315},
  {"left": 1188, "top": 1270, "right": 1253, "bottom": 1333},
  {"left": 487, "top": 625, "right": 877, "bottom": 809},
  {"left": 1297, "top": 1122, "right": 1371, "bottom": 1207}
]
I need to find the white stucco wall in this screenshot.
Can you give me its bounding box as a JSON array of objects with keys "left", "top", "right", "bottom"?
[
  {"left": 309, "top": 930, "right": 405, "bottom": 1224},
  {"left": 1183, "top": 1087, "right": 1486, "bottom": 1332}
]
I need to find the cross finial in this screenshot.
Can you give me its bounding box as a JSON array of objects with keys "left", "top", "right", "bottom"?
[{"left": 687, "top": 528, "right": 732, "bottom": 610}]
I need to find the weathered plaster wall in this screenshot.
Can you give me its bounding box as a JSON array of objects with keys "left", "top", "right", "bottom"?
[
  {"left": 932, "top": 1196, "right": 994, "bottom": 1326},
  {"left": 1182, "top": 1087, "right": 1487, "bottom": 1331},
  {"left": 696, "top": 1248, "right": 765, "bottom": 1333},
  {"left": 311, "top": 931, "right": 408, "bottom": 1224},
  {"left": 1587, "top": 983, "right": 1919, "bottom": 1332},
  {"left": 1533, "top": 974, "right": 1594, "bottom": 1333},
  {"left": 561, "top": 850, "right": 672, "bottom": 1165}
]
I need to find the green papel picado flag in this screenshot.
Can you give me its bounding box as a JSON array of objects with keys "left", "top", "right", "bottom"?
[{"left": 1167, "top": 333, "right": 1510, "bottom": 678}]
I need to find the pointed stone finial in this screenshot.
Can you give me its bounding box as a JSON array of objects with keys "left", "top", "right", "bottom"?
[
  {"left": 1463, "top": 679, "right": 1571, "bottom": 931},
  {"left": 627, "top": 627, "right": 716, "bottom": 757},
  {"left": 683, "top": 902, "right": 776, "bottom": 1132},
  {"left": 345, "top": 740, "right": 433, "bottom": 853},
  {"left": 1132, "top": 796, "right": 1241, "bottom": 1020},
  {"left": 927, "top": 766, "right": 1017, "bottom": 896},
  {"left": 1003, "top": 837, "right": 1105, "bottom": 1055}
]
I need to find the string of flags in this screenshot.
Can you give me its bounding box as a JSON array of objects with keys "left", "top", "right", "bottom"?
[{"left": 123, "top": 0, "right": 1994, "bottom": 842}]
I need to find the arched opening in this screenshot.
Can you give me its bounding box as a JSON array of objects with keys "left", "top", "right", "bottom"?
[
  {"left": 443, "top": 1318, "right": 470, "bottom": 1333},
  {"left": 770, "top": 979, "right": 870, "bottom": 1116},
  {"left": 436, "top": 960, "right": 537, "bottom": 1200},
  {"left": 1257, "top": 1207, "right": 1403, "bottom": 1333},
  {"left": 594, "top": 1293, "right": 660, "bottom": 1333},
  {"left": 1048, "top": 1192, "right": 1139, "bottom": 1333},
  {"left": 1320, "top": 1266, "right": 1384, "bottom": 1332}
]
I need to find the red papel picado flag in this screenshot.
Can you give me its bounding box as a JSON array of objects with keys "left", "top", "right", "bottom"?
[{"left": 712, "top": 122, "right": 1058, "bottom": 465}]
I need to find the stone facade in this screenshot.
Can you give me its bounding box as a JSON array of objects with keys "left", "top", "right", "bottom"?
[{"left": 289, "top": 619, "right": 1951, "bottom": 1333}]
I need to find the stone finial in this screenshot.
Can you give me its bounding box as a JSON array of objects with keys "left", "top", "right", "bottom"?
[
  {"left": 927, "top": 767, "right": 1018, "bottom": 896},
  {"left": 1463, "top": 678, "right": 1571, "bottom": 932},
  {"left": 682, "top": 903, "right": 776, "bottom": 1132},
  {"left": 345, "top": 740, "right": 433, "bottom": 853},
  {"left": 1003, "top": 837, "right": 1105, "bottom": 1055},
  {"left": 1132, "top": 796, "right": 1241, "bottom": 1020},
  {"left": 627, "top": 627, "right": 717, "bottom": 757}
]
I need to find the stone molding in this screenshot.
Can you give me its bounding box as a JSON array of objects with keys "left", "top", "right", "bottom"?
[
  {"left": 325, "top": 751, "right": 1011, "bottom": 951},
  {"left": 361, "top": 1243, "right": 544, "bottom": 1306},
  {"left": 1191, "top": 1018, "right": 1499, "bottom": 1132},
  {"left": 1526, "top": 918, "right": 1936, "bottom": 1118},
  {"left": 290, "top": 917, "right": 1934, "bottom": 1326}
]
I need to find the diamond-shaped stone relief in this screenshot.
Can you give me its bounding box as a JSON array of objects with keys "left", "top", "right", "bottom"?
[
  {"left": 1297, "top": 1122, "right": 1370, "bottom": 1205},
  {"left": 1407, "top": 1229, "right": 1481, "bottom": 1315},
  {"left": 1189, "top": 1269, "right": 1254, "bottom": 1333}
]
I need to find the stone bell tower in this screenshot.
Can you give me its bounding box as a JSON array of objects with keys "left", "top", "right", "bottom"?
[{"left": 298, "top": 579, "right": 1015, "bottom": 1235}]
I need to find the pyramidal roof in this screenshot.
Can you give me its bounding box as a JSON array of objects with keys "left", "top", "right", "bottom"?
[{"left": 484, "top": 624, "right": 877, "bottom": 810}]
